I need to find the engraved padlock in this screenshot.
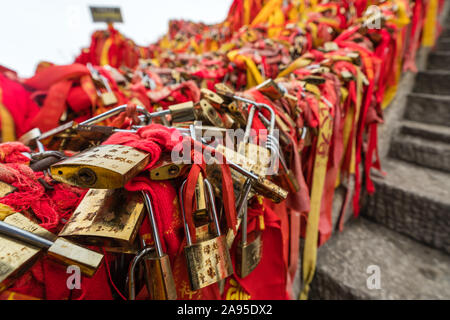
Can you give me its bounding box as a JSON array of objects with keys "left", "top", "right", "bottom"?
[
  {"left": 50, "top": 144, "right": 150, "bottom": 189},
  {"left": 179, "top": 178, "right": 233, "bottom": 291},
  {"left": 0, "top": 214, "right": 103, "bottom": 277},
  {"left": 128, "top": 191, "right": 177, "bottom": 300}
]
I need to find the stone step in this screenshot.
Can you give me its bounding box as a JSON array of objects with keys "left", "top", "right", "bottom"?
[
  {"left": 428, "top": 51, "right": 450, "bottom": 70},
  {"left": 413, "top": 71, "right": 450, "bottom": 95},
  {"left": 404, "top": 93, "right": 450, "bottom": 126},
  {"left": 309, "top": 218, "right": 450, "bottom": 300},
  {"left": 435, "top": 38, "right": 450, "bottom": 51},
  {"left": 441, "top": 28, "right": 450, "bottom": 39},
  {"left": 399, "top": 120, "right": 450, "bottom": 143},
  {"left": 389, "top": 122, "right": 450, "bottom": 172},
  {"left": 364, "top": 160, "right": 450, "bottom": 254}
]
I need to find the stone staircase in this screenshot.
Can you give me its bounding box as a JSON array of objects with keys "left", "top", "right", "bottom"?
[{"left": 308, "top": 19, "right": 450, "bottom": 299}]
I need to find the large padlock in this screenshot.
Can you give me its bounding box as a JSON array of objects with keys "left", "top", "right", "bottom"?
[
  {"left": 59, "top": 188, "right": 145, "bottom": 252},
  {"left": 179, "top": 178, "right": 233, "bottom": 291},
  {"left": 128, "top": 191, "right": 177, "bottom": 300},
  {"left": 0, "top": 213, "right": 104, "bottom": 277},
  {"left": 50, "top": 144, "right": 150, "bottom": 189}
]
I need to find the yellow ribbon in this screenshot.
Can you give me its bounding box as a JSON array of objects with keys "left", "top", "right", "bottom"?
[
  {"left": 422, "top": 0, "right": 438, "bottom": 47},
  {"left": 299, "top": 101, "right": 333, "bottom": 300}
]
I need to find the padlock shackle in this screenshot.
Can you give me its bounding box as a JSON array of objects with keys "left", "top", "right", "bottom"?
[
  {"left": 232, "top": 96, "right": 276, "bottom": 135},
  {"left": 236, "top": 178, "right": 253, "bottom": 220},
  {"left": 179, "top": 179, "right": 192, "bottom": 246},
  {"left": 179, "top": 178, "right": 222, "bottom": 245},
  {"left": 0, "top": 220, "right": 54, "bottom": 249},
  {"left": 203, "top": 179, "right": 221, "bottom": 237},
  {"left": 141, "top": 191, "right": 164, "bottom": 258},
  {"left": 80, "top": 104, "right": 152, "bottom": 126},
  {"left": 128, "top": 246, "right": 155, "bottom": 300}
]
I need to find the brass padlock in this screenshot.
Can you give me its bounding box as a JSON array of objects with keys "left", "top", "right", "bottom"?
[
  {"left": 98, "top": 73, "right": 118, "bottom": 107},
  {"left": 50, "top": 144, "right": 150, "bottom": 189},
  {"left": 214, "top": 83, "right": 235, "bottom": 103},
  {"left": 59, "top": 188, "right": 145, "bottom": 252},
  {"left": 179, "top": 178, "right": 233, "bottom": 291},
  {"left": 0, "top": 213, "right": 103, "bottom": 277},
  {"left": 149, "top": 156, "right": 189, "bottom": 181},
  {"left": 235, "top": 200, "right": 262, "bottom": 278},
  {"left": 101, "top": 91, "right": 118, "bottom": 107},
  {"left": 200, "top": 88, "right": 224, "bottom": 109},
  {"left": 0, "top": 232, "right": 42, "bottom": 293},
  {"left": 128, "top": 191, "right": 177, "bottom": 300},
  {"left": 256, "top": 79, "right": 285, "bottom": 100},
  {"left": 168, "top": 101, "right": 196, "bottom": 123},
  {"left": 197, "top": 99, "right": 225, "bottom": 128}
]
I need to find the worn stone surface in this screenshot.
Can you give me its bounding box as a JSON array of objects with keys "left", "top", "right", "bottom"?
[
  {"left": 428, "top": 51, "right": 450, "bottom": 70},
  {"left": 400, "top": 120, "right": 450, "bottom": 143},
  {"left": 441, "top": 28, "right": 450, "bottom": 39},
  {"left": 309, "top": 219, "right": 450, "bottom": 300},
  {"left": 404, "top": 93, "right": 450, "bottom": 126},
  {"left": 413, "top": 71, "right": 450, "bottom": 95},
  {"left": 389, "top": 132, "right": 450, "bottom": 172},
  {"left": 364, "top": 160, "right": 450, "bottom": 253},
  {"left": 436, "top": 38, "right": 450, "bottom": 51}
]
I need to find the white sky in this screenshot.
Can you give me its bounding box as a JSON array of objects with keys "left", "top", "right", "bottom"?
[{"left": 0, "top": 0, "right": 233, "bottom": 78}]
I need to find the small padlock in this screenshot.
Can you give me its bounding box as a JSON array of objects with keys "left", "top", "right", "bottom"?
[
  {"left": 197, "top": 99, "right": 225, "bottom": 128},
  {"left": 50, "top": 144, "right": 150, "bottom": 189},
  {"left": 99, "top": 75, "right": 118, "bottom": 107},
  {"left": 200, "top": 88, "right": 224, "bottom": 109},
  {"left": 128, "top": 191, "right": 177, "bottom": 300},
  {"left": 179, "top": 178, "right": 233, "bottom": 291},
  {"left": 149, "top": 157, "right": 189, "bottom": 181},
  {"left": 235, "top": 197, "right": 262, "bottom": 278},
  {"left": 256, "top": 79, "right": 285, "bottom": 100}
]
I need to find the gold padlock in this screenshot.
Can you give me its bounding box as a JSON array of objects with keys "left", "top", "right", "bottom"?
[
  {"left": 50, "top": 144, "right": 150, "bottom": 189},
  {"left": 179, "top": 178, "right": 233, "bottom": 291},
  {"left": 214, "top": 83, "right": 235, "bottom": 103},
  {"left": 198, "top": 99, "right": 225, "bottom": 127},
  {"left": 168, "top": 101, "right": 196, "bottom": 123},
  {"left": 0, "top": 213, "right": 103, "bottom": 277},
  {"left": 235, "top": 218, "right": 262, "bottom": 278},
  {"left": 256, "top": 79, "right": 285, "bottom": 100},
  {"left": 149, "top": 156, "right": 189, "bottom": 181},
  {"left": 0, "top": 233, "right": 42, "bottom": 293},
  {"left": 59, "top": 188, "right": 145, "bottom": 252},
  {"left": 200, "top": 88, "right": 224, "bottom": 109},
  {"left": 101, "top": 91, "right": 118, "bottom": 107}
]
